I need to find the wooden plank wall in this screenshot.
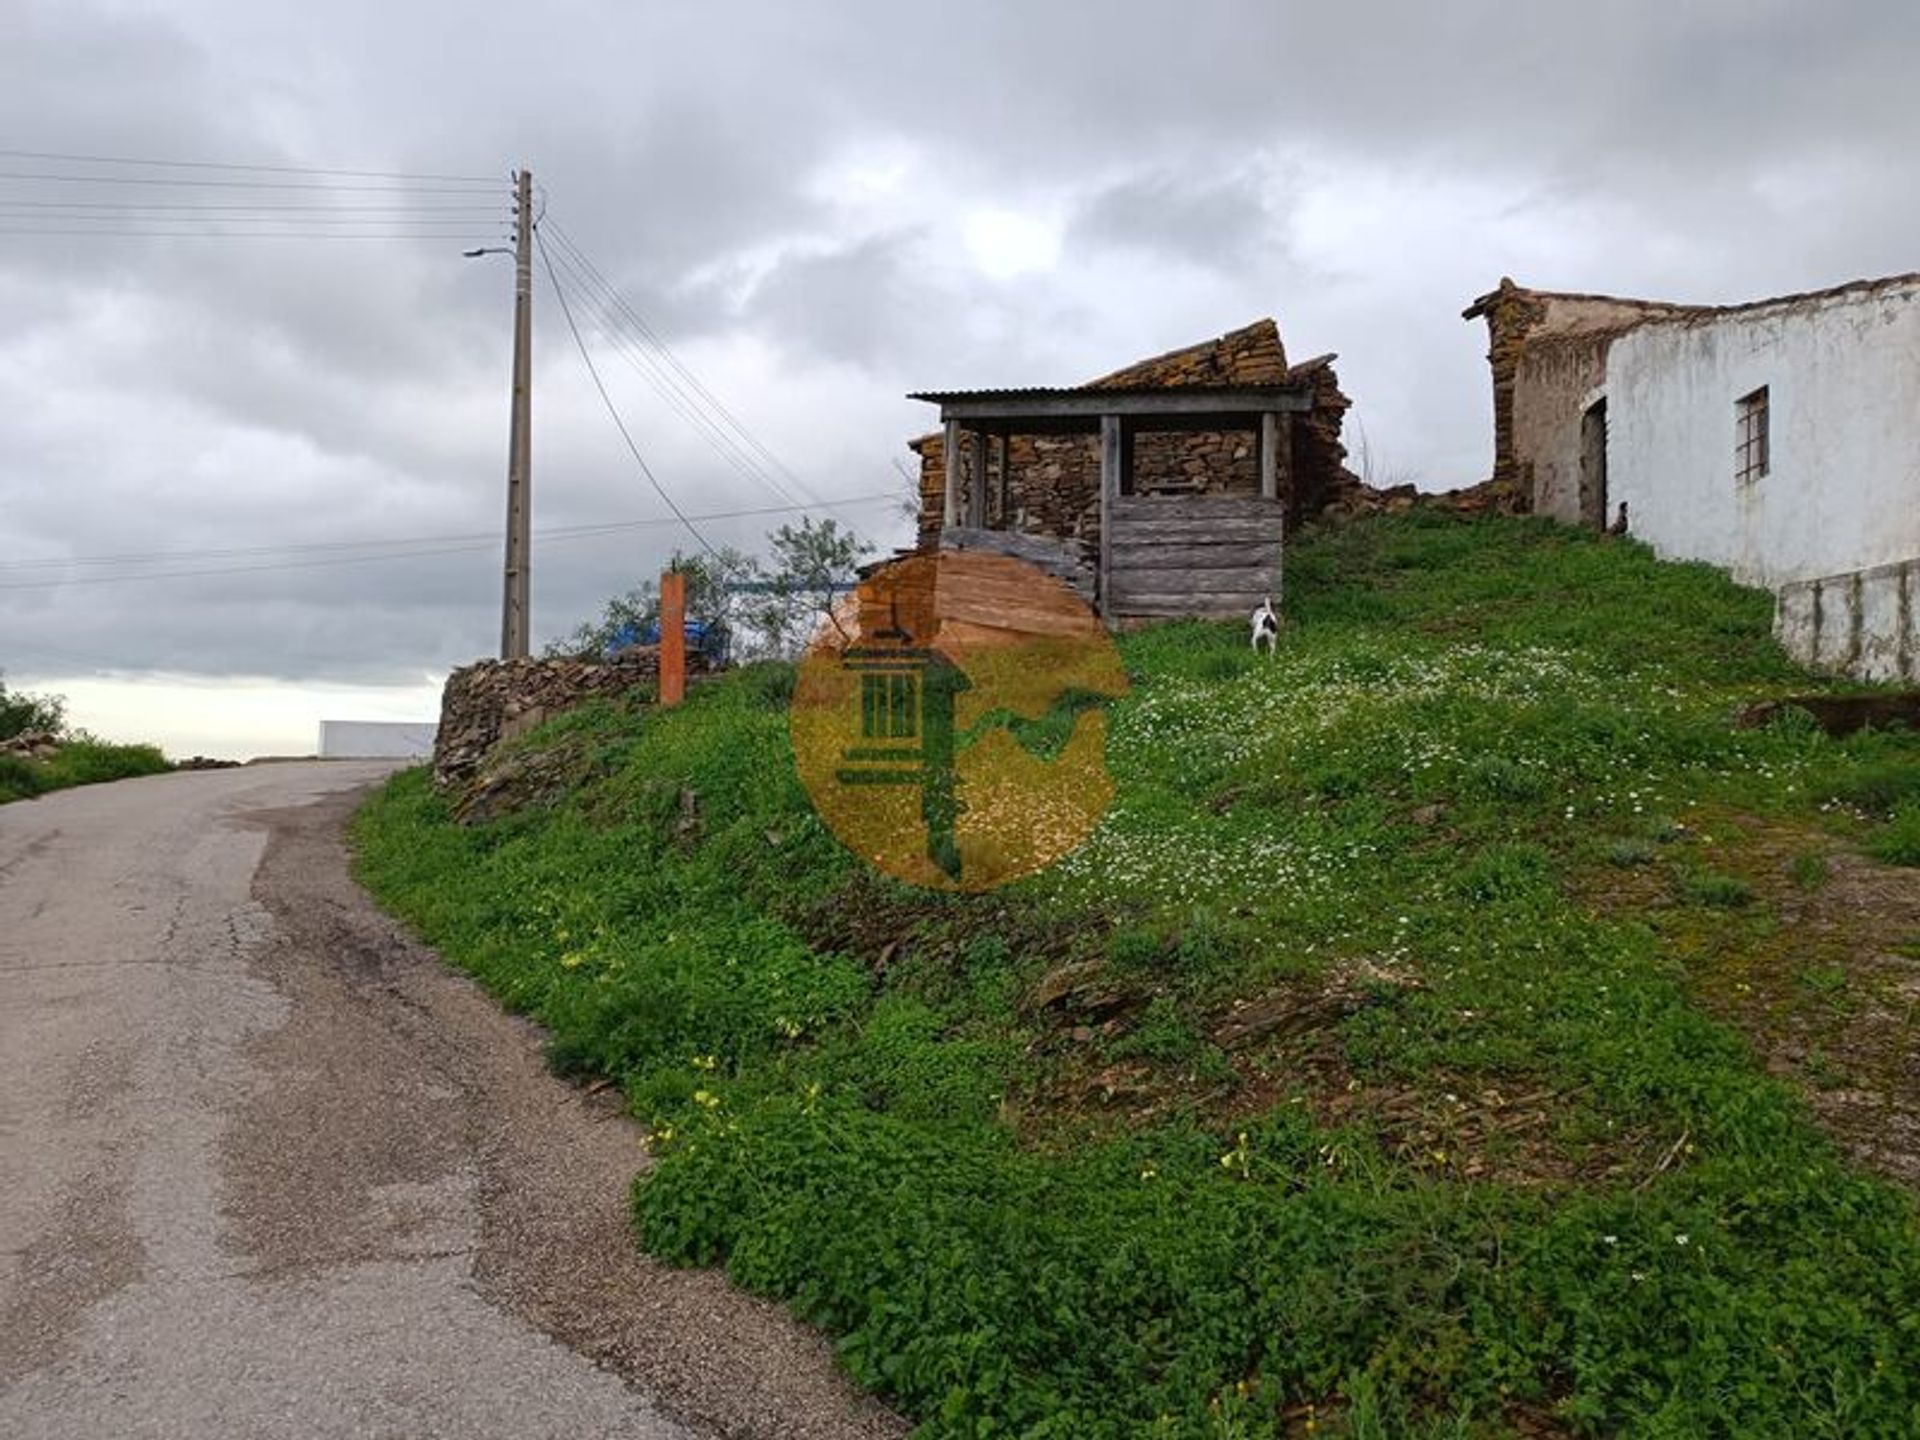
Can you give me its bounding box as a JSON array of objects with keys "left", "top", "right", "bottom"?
[
  {"left": 1106, "top": 494, "right": 1284, "bottom": 620},
  {"left": 940, "top": 526, "right": 1096, "bottom": 606}
]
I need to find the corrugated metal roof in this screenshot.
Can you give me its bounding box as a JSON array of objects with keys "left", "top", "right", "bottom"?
[{"left": 907, "top": 382, "right": 1308, "bottom": 403}]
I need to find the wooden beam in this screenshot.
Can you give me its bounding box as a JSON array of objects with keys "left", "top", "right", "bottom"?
[
  {"left": 942, "top": 418, "right": 961, "bottom": 530},
  {"left": 1099, "top": 413, "right": 1121, "bottom": 619},
  {"left": 1259, "top": 411, "right": 1280, "bottom": 500}
]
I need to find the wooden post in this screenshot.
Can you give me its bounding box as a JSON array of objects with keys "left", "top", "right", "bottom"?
[
  {"left": 1099, "top": 413, "right": 1121, "bottom": 618},
  {"left": 1259, "top": 411, "right": 1280, "bottom": 501},
  {"left": 659, "top": 569, "right": 687, "bottom": 707},
  {"left": 968, "top": 427, "right": 987, "bottom": 528},
  {"left": 988, "top": 429, "right": 1003, "bottom": 528},
  {"left": 942, "top": 419, "right": 962, "bottom": 531}
]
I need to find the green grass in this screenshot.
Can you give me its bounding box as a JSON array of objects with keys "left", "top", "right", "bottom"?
[
  {"left": 354, "top": 513, "right": 1920, "bottom": 1438},
  {"left": 0, "top": 739, "right": 171, "bottom": 803}
]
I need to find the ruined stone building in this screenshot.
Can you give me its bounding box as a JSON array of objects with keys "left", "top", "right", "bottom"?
[
  {"left": 907, "top": 320, "right": 1359, "bottom": 621},
  {"left": 1466, "top": 274, "right": 1920, "bottom": 682}
]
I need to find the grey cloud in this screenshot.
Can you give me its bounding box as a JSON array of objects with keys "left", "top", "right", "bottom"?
[
  {"left": 5, "top": 0, "right": 1920, "bottom": 699},
  {"left": 1065, "top": 171, "right": 1275, "bottom": 270},
  {"left": 742, "top": 230, "right": 933, "bottom": 369}
]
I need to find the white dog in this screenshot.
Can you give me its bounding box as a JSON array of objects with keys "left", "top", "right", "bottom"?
[{"left": 1250, "top": 596, "right": 1280, "bottom": 655}]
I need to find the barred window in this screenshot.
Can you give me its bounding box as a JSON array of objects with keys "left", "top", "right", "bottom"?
[{"left": 1736, "top": 387, "right": 1769, "bottom": 483}]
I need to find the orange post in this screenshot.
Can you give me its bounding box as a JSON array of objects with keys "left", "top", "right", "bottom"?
[{"left": 659, "top": 569, "right": 687, "bottom": 707}]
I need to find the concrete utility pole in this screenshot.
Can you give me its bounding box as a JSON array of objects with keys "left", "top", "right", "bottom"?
[{"left": 500, "top": 168, "right": 534, "bottom": 659}]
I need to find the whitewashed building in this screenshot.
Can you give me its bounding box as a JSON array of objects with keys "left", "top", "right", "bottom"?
[{"left": 1466, "top": 273, "right": 1920, "bottom": 681}]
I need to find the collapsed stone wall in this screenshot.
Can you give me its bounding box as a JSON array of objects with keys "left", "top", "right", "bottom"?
[
  {"left": 432, "top": 650, "right": 701, "bottom": 790},
  {"left": 1462, "top": 278, "right": 1696, "bottom": 516}
]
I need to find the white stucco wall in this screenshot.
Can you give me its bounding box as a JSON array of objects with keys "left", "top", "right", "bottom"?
[{"left": 1606, "top": 283, "right": 1920, "bottom": 588}]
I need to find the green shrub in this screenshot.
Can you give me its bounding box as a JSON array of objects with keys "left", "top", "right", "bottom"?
[
  {"left": 1453, "top": 843, "right": 1556, "bottom": 905},
  {"left": 1831, "top": 760, "right": 1920, "bottom": 815},
  {"left": 1687, "top": 871, "right": 1755, "bottom": 908},
  {"left": 0, "top": 674, "right": 65, "bottom": 741},
  {"left": 0, "top": 738, "right": 170, "bottom": 804},
  {"left": 1608, "top": 838, "right": 1656, "bottom": 868},
  {"left": 1867, "top": 802, "right": 1920, "bottom": 867},
  {"left": 1109, "top": 996, "right": 1202, "bottom": 1063},
  {"left": 38, "top": 740, "right": 170, "bottom": 788},
  {"left": 0, "top": 752, "right": 44, "bottom": 800},
  {"left": 1788, "top": 851, "right": 1831, "bottom": 889}
]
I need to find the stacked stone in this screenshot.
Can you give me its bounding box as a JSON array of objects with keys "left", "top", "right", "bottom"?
[
  {"left": 1284, "top": 355, "right": 1364, "bottom": 523},
  {"left": 1085, "top": 317, "right": 1289, "bottom": 388},
  {"left": 431, "top": 651, "right": 691, "bottom": 790},
  {"left": 0, "top": 729, "right": 61, "bottom": 761},
  {"left": 915, "top": 431, "right": 1105, "bottom": 563},
  {"left": 1130, "top": 430, "right": 1259, "bottom": 497}
]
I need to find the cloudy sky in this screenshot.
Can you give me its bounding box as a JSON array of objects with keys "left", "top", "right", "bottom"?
[{"left": 4, "top": 1, "right": 1917, "bottom": 755}]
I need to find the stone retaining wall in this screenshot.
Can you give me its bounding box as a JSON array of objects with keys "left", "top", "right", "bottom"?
[{"left": 432, "top": 650, "right": 688, "bottom": 790}]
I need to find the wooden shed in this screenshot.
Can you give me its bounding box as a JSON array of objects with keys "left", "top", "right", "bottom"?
[{"left": 908, "top": 320, "right": 1358, "bottom": 623}]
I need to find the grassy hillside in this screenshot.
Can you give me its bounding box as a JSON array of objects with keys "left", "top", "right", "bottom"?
[
  {"left": 355, "top": 513, "right": 1920, "bottom": 1438},
  {"left": 0, "top": 739, "right": 172, "bottom": 804}
]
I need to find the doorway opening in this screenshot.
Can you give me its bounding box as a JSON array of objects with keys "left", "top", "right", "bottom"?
[{"left": 1579, "top": 397, "right": 1609, "bottom": 531}]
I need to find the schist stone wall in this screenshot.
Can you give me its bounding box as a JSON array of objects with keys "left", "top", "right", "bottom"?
[
  {"left": 1462, "top": 278, "right": 1695, "bottom": 522},
  {"left": 432, "top": 651, "right": 703, "bottom": 789},
  {"left": 911, "top": 320, "right": 1361, "bottom": 564}
]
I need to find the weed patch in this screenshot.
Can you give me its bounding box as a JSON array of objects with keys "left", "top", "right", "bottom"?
[
  {"left": 0, "top": 739, "right": 170, "bottom": 804},
  {"left": 356, "top": 514, "right": 1920, "bottom": 1437}
]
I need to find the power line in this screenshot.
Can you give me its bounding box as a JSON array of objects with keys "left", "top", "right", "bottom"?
[
  {"left": 0, "top": 229, "right": 505, "bottom": 241},
  {"left": 547, "top": 222, "right": 821, "bottom": 503},
  {"left": 0, "top": 494, "right": 899, "bottom": 590},
  {"left": 0, "top": 215, "right": 499, "bottom": 228},
  {"left": 537, "top": 232, "right": 879, "bottom": 552},
  {"left": 541, "top": 221, "right": 874, "bottom": 548},
  {"left": 0, "top": 199, "right": 504, "bottom": 213},
  {"left": 541, "top": 222, "right": 810, "bottom": 499},
  {"left": 0, "top": 169, "right": 500, "bottom": 193},
  {"left": 534, "top": 227, "right": 723, "bottom": 563},
  {"left": 537, "top": 241, "right": 810, "bottom": 511},
  {"left": 0, "top": 148, "right": 499, "bottom": 183}
]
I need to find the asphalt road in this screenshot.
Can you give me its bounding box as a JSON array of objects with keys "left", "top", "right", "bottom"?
[{"left": 0, "top": 762, "right": 901, "bottom": 1440}]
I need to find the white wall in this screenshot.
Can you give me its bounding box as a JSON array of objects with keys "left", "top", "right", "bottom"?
[
  {"left": 1606, "top": 283, "right": 1920, "bottom": 588},
  {"left": 317, "top": 720, "right": 437, "bottom": 759}
]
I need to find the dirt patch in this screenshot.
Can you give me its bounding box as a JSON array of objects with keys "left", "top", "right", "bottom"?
[
  {"left": 1017, "top": 962, "right": 1667, "bottom": 1187},
  {"left": 1586, "top": 810, "right": 1920, "bottom": 1189}
]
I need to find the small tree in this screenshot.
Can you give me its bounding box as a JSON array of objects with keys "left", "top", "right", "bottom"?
[
  {"left": 545, "top": 545, "right": 761, "bottom": 659},
  {"left": 741, "top": 517, "right": 870, "bottom": 658},
  {"left": 0, "top": 672, "right": 66, "bottom": 741}
]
